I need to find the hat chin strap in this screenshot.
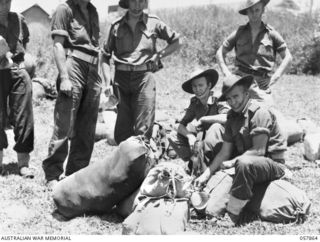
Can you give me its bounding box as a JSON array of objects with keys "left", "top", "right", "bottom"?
[{"left": 195, "top": 87, "right": 210, "bottom": 101}]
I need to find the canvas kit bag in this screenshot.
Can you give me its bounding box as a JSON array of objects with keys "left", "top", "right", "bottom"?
[
  {"left": 203, "top": 170, "right": 233, "bottom": 217},
  {"left": 53, "top": 136, "right": 155, "bottom": 219},
  {"left": 245, "top": 179, "right": 311, "bottom": 224},
  {"left": 122, "top": 162, "right": 192, "bottom": 234}
]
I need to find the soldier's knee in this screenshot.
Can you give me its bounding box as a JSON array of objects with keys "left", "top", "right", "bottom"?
[{"left": 235, "top": 156, "right": 255, "bottom": 171}]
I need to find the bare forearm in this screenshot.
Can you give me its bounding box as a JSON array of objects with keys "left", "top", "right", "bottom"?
[
  {"left": 177, "top": 123, "right": 193, "bottom": 138},
  {"left": 275, "top": 49, "right": 292, "bottom": 77},
  {"left": 100, "top": 55, "right": 111, "bottom": 88},
  {"left": 53, "top": 43, "right": 68, "bottom": 78},
  {"left": 208, "top": 151, "right": 231, "bottom": 175},
  {"left": 200, "top": 114, "right": 227, "bottom": 125},
  {"left": 158, "top": 39, "right": 180, "bottom": 58},
  {"left": 216, "top": 46, "right": 232, "bottom": 77}
]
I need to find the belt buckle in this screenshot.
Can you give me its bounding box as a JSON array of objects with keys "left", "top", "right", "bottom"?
[{"left": 129, "top": 65, "right": 135, "bottom": 71}]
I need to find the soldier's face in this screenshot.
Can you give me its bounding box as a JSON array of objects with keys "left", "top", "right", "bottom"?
[
  {"left": 225, "top": 85, "right": 250, "bottom": 113},
  {"left": 0, "top": 0, "right": 12, "bottom": 13},
  {"left": 191, "top": 76, "right": 211, "bottom": 99},
  {"left": 128, "top": 0, "right": 147, "bottom": 16},
  {"left": 247, "top": 2, "right": 265, "bottom": 23}
]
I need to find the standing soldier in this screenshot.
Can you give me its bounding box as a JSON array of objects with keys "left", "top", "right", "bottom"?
[
  {"left": 101, "top": 0, "right": 180, "bottom": 145},
  {"left": 42, "top": 0, "right": 101, "bottom": 189},
  {"left": 216, "top": 0, "right": 292, "bottom": 106},
  {"left": 0, "top": 0, "right": 34, "bottom": 178}
]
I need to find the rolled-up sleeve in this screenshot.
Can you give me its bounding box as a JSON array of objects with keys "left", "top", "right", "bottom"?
[
  {"left": 155, "top": 20, "right": 180, "bottom": 44},
  {"left": 250, "top": 109, "right": 273, "bottom": 137},
  {"left": 271, "top": 29, "right": 287, "bottom": 53},
  {"left": 102, "top": 25, "right": 115, "bottom": 61},
  {"left": 222, "top": 30, "right": 237, "bottom": 52},
  {"left": 51, "top": 4, "right": 71, "bottom": 39}
]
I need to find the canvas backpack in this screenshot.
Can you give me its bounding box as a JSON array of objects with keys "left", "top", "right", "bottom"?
[
  {"left": 122, "top": 162, "right": 192, "bottom": 234},
  {"left": 244, "top": 179, "right": 311, "bottom": 224}
]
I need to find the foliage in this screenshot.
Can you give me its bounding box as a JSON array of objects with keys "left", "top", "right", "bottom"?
[
  {"left": 152, "top": 6, "right": 320, "bottom": 75},
  {"left": 27, "top": 23, "right": 57, "bottom": 81},
  {"left": 29, "top": 5, "right": 320, "bottom": 78}
]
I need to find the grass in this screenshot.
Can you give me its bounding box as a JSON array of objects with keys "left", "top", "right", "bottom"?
[
  {"left": 1, "top": 64, "right": 320, "bottom": 234},
  {"left": 2, "top": 4, "right": 320, "bottom": 236}
]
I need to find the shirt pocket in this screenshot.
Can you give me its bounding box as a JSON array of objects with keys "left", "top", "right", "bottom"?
[
  {"left": 114, "top": 28, "right": 131, "bottom": 53},
  {"left": 70, "top": 20, "right": 89, "bottom": 44},
  {"left": 258, "top": 37, "right": 274, "bottom": 61},
  {"left": 236, "top": 37, "right": 251, "bottom": 55},
  {"left": 234, "top": 126, "right": 251, "bottom": 154}
]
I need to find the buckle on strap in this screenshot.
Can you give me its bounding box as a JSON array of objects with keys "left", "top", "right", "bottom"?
[{"left": 67, "top": 49, "right": 98, "bottom": 65}]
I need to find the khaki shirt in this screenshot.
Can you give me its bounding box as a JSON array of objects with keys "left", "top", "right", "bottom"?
[
  {"left": 0, "top": 12, "right": 29, "bottom": 62},
  {"left": 223, "top": 22, "right": 287, "bottom": 74},
  {"left": 223, "top": 100, "right": 286, "bottom": 158},
  {"left": 180, "top": 94, "right": 229, "bottom": 131},
  {"left": 51, "top": 0, "right": 100, "bottom": 56},
  {"left": 103, "top": 12, "right": 179, "bottom": 65}
]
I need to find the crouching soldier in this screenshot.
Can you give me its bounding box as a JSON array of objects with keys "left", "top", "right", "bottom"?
[
  {"left": 168, "top": 69, "right": 229, "bottom": 173},
  {"left": 195, "top": 75, "right": 287, "bottom": 225}
]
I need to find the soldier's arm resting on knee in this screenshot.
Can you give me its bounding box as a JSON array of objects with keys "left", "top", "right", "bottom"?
[{"left": 199, "top": 114, "right": 227, "bottom": 125}]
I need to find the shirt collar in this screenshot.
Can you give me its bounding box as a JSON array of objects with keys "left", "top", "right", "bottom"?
[
  {"left": 123, "top": 11, "right": 148, "bottom": 27},
  {"left": 245, "top": 21, "right": 269, "bottom": 32},
  {"left": 195, "top": 91, "right": 216, "bottom": 106},
  {"left": 229, "top": 99, "right": 259, "bottom": 118}
]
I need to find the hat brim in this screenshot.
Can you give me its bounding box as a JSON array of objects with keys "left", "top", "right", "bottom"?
[
  {"left": 119, "top": 0, "right": 128, "bottom": 9},
  {"left": 239, "top": 0, "right": 270, "bottom": 15},
  {"left": 218, "top": 75, "right": 254, "bottom": 101},
  {"left": 182, "top": 69, "right": 219, "bottom": 94}
]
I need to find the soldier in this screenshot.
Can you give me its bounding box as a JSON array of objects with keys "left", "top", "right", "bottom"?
[
  {"left": 101, "top": 0, "right": 180, "bottom": 144},
  {"left": 0, "top": 0, "right": 34, "bottom": 178},
  {"left": 216, "top": 0, "right": 292, "bottom": 106},
  {"left": 42, "top": 0, "right": 101, "bottom": 189},
  {"left": 195, "top": 74, "right": 287, "bottom": 225},
  {"left": 168, "top": 69, "right": 229, "bottom": 173}
]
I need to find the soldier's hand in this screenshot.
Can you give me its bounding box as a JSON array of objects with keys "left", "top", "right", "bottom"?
[
  {"left": 187, "top": 134, "right": 197, "bottom": 151},
  {"left": 221, "top": 158, "right": 237, "bottom": 169},
  {"left": 147, "top": 53, "right": 161, "bottom": 72},
  {"left": 60, "top": 76, "right": 73, "bottom": 97},
  {"left": 194, "top": 168, "right": 211, "bottom": 188},
  {"left": 104, "top": 85, "right": 113, "bottom": 97}
]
